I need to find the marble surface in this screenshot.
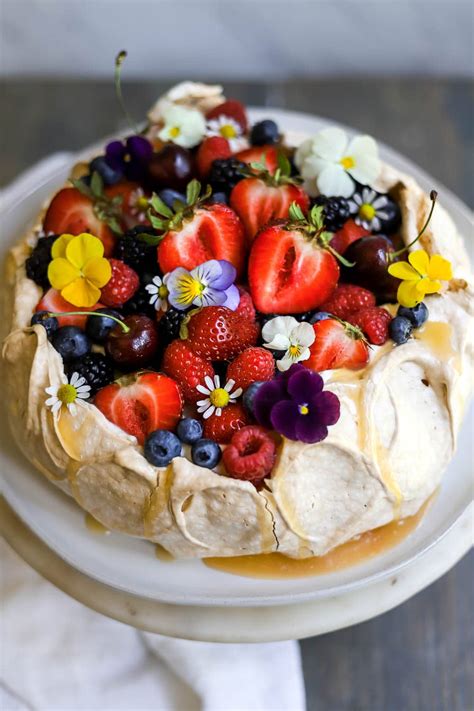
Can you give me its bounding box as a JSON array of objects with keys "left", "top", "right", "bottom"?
[{"left": 1, "top": 78, "right": 473, "bottom": 710}]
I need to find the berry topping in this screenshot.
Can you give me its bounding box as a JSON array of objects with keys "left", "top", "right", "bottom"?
[
  {"left": 389, "top": 316, "right": 413, "bottom": 345},
  {"left": 105, "top": 314, "right": 159, "bottom": 368},
  {"left": 94, "top": 372, "right": 183, "bottom": 444},
  {"left": 227, "top": 347, "right": 275, "bottom": 392},
  {"left": 177, "top": 417, "right": 203, "bottom": 444},
  {"left": 196, "top": 137, "right": 232, "bottom": 178},
  {"left": 85, "top": 308, "right": 122, "bottom": 344},
  {"left": 35, "top": 289, "right": 105, "bottom": 329},
  {"left": 30, "top": 311, "right": 59, "bottom": 339},
  {"left": 202, "top": 402, "right": 249, "bottom": 444},
  {"left": 348, "top": 306, "right": 392, "bottom": 346},
  {"left": 184, "top": 306, "right": 260, "bottom": 361},
  {"left": 100, "top": 259, "right": 140, "bottom": 307},
  {"left": 206, "top": 99, "right": 248, "bottom": 133},
  {"left": 158, "top": 307, "right": 186, "bottom": 345},
  {"left": 144, "top": 430, "right": 182, "bottom": 467},
  {"left": 25, "top": 234, "right": 57, "bottom": 288},
  {"left": 311, "top": 195, "right": 350, "bottom": 232},
  {"left": 52, "top": 326, "right": 91, "bottom": 363},
  {"left": 162, "top": 340, "right": 215, "bottom": 403},
  {"left": 208, "top": 157, "right": 246, "bottom": 196},
  {"left": 223, "top": 425, "right": 276, "bottom": 483},
  {"left": 146, "top": 145, "right": 195, "bottom": 192},
  {"left": 114, "top": 226, "right": 157, "bottom": 274},
  {"left": 67, "top": 352, "right": 115, "bottom": 395},
  {"left": 306, "top": 318, "right": 369, "bottom": 371},
  {"left": 234, "top": 286, "right": 256, "bottom": 321},
  {"left": 329, "top": 218, "right": 370, "bottom": 255},
  {"left": 191, "top": 438, "right": 222, "bottom": 469},
  {"left": 319, "top": 284, "right": 376, "bottom": 320},
  {"left": 250, "top": 120, "right": 279, "bottom": 146},
  {"left": 397, "top": 302, "right": 429, "bottom": 329}
]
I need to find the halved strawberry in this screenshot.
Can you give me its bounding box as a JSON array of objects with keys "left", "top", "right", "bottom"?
[
  {"left": 235, "top": 146, "right": 278, "bottom": 175},
  {"left": 306, "top": 318, "right": 369, "bottom": 371},
  {"left": 196, "top": 136, "right": 232, "bottom": 178},
  {"left": 206, "top": 99, "right": 248, "bottom": 133},
  {"left": 230, "top": 178, "right": 309, "bottom": 243},
  {"left": 35, "top": 288, "right": 105, "bottom": 328},
  {"left": 157, "top": 203, "right": 246, "bottom": 277},
  {"left": 43, "top": 187, "right": 116, "bottom": 256},
  {"left": 330, "top": 219, "right": 369, "bottom": 255},
  {"left": 94, "top": 372, "right": 183, "bottom": 445}
]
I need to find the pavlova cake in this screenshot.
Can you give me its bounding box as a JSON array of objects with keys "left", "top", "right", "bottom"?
[{"left": 3, "top": 69, "right": 473, "bottom": 560}]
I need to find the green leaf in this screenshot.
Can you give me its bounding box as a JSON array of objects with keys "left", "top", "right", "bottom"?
[
  {"left": 135, "top": 231, "right": 162, "bottom": 246},
  {"left": 90, "top": 171, "right": 104, "bottom": 198},
  {"left": 249, "top": 160, "right": 267, "bottom": 173},
  {"left": 288, "top": 202, "right": 305, "bottom": 222},
  {"left": 186, "top": 179, "right": 201, "bottom": 206},
  {"left": 149, "top": 214, "right": 168, "bottom": 231},
  {"left": 107, "top": 216, "right": 123, "bottom": 235},
  {"left": 70, "top": 178, "right": 94, "bottom": 198},
  {"left": 310, "top": 204, "right": 325, "bottom": 229},
  {"left": 150, "top": 193, "right": 173, "bottom": 218},
  {"left": 277, "top": 151, "right": 291, "bottom": 178}
]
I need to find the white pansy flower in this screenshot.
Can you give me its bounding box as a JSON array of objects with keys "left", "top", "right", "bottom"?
[
  {"left": 348, "top": 187, "right": 389, "bottom": 231},
  {"left": 158, "top": 105, "right": 206, "bottom": 148},
  {"left": 294, "top": 127, "right": 381, "bottom": 198},
  {"left": 145, "top": 274, "right": 169, "bottom": 312},
  {"left": 262, "top": 316, "right": 316, "bottom": 372},
  {"left": 205, "top": 115, "right": 244, "bottom": 151},
  {"left": 196, "top": 375, "right": 243, "bottom": 419},
  {"left": 45, "top": 372, "right": 91, "bottom": 417}
]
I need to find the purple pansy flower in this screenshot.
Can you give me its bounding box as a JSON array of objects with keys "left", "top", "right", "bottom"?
[
  {"left": 165, "top": 259, "right": 240, "bottom": 311},
  {"left": 254, "top": 364, "right": 340, "bottom": 444},
  {"left": 105, "top": 135, "right": 153, "bottom": 181}
]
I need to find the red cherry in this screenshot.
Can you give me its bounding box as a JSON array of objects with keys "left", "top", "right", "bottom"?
[
  {"left": 105, "top": 315, "right": 159, "bottom": 368},
  {"left": 146, "top": 145, "right": 195, "bottom": 192}
]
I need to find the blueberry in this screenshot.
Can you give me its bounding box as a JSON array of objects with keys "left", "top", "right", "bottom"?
[
  {"left": 52, "top": 326, "right": 91, "bottom": 362},
  {"left": 86, "top": 309, "right": 122, "bottom": 344},
  {"left": 158, "top": 188, "right": 186, "bottom": 210},
  {"left": 208, "top": 191, "right": 228, "bottom": 205},
  {"left": 250, "top": 119, "right": 279, "bottom": 146},
  {"left": 89, "top": 156, "right": 122, "bottom": 185},
  {"left": 308, "top": 311, "right": 332, "bottom": 324},
  {"left": 144, "top": 430, "right": 182, "bottom": 467},
  {"left": 397, "top": 302, "right": 429, "bottom": 329},
  {"left": 177, "top": 417, "right": 203, "bottom": 444},
  {"left": 191, "top": 439, "right": 222, "bottom": 469},
  {"left": 30, "top": 311, "right": 59, "bottom": 339},
  {"left": 243, "top": 381, "right": 265, "bottom": 415},
  {"left": 389, "top": 316, "right": 413, "bottom": 345}
]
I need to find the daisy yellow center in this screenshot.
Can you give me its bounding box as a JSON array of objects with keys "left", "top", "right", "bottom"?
[
  {"left": 57, "top": 384, "right": 77, "bottom": 405},
  {"left": 169, "top": 126, "right": 181, "bottom": 138},
  {"left": 359, "top": 203, "right": 376, "bottom": 221},
  {"left": 158, "top": 284, "right": 169, "bottom": 299},
  {"left": 289, "top": 344, "right": 301, "bottom": 358},
  {"left": 219, "top": 124, "right": 237, "bottom": 139},
  {"left": 210, "top": 388, "right": 230, "bottom": 408},
  {"left": 299, "top": 404, "right": 309, "bottom": 415},
  {"left": 340, "top": 155, "right": 355, "bottom": 170},
  {"left": 136, "top": 196, "right": 149, "bottom": 211}
]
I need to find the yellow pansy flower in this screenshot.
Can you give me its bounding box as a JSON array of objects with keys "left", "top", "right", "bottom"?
[
  {"left": 47, "top": 233, "right": 112, "bottom": 307},
  {"left": 388, "top": 249, "right": 452, "bottom": 308}
]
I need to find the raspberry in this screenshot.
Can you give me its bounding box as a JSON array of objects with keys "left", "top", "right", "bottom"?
[
  {"left": 185, "top": 306, "right": 260, "bottom": 362},
  {"left": 222, "top": 426, "right": 276, "bottom": 483},
  {"left": 329, "top": 219, "right": 370, "bottom": 255},
  {"left": 234, "top": 286, "right": 256, "bottom": 321},
  {"left": 203, "top": 403, "right": 249, "bottom": 444},
  {"left": 163, "top": 340, "right": 214, "bottom": 403},
  {"left": 348, "top": 306, "right": 392, "bottom": 346},
  {"left": 100, "top": 259, "right": 139, "bottom": 307},
  {"left": 319, "top": 284, "right": 376, "bottom": 320},
  {"left": 227, "top": 347, "right": 275, "bottom": 392}
]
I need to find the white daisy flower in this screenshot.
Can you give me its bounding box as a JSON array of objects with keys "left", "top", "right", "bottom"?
[
  {"left": 205, "top": 115, "right": 245, "bottom": 151},
  {"left": 45, "top": 372, "right": 91, "bottom": 417},
  {"left": 347, "top": 187, "right": 390, "bottom": 231},
  {"left": 262, "top": 316, "right": 316, "bottom": 372},
  {"left": 129, "top": 187, "right": 149, "bottom": 223},
  {"left": 145, "top": 274, "right": 169, "bottom": 312},
  {"left": 196, "top": 375, "right": 243, "bottom": 419},
  {"left": 294, "top": 127, "right": 381, "bottom": 198},
  {"left": 158, "top": 105, "right": 206, "bottom": 149}
]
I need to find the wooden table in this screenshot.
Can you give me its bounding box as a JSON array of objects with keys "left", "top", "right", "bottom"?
[{"left": 1, "top": 78, "right": 473, "bottom": 711}]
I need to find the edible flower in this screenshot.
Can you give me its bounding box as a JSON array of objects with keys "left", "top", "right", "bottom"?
[
  {"left": 294, "top": 127, "right": 380, "bottom": 198},
  {"left": 45, "top": 372, "right": 91, "bottom": 417},
  {"left": 196, "top": 375, "right": 243, "bottom": 419},
  {"left": 47, "top": 233, "right": 112, "bottom": 308},
  {"left": 388, "top": 249, "right": 453, "bottom": 307},
  {"left": 158, "top": 105, "right": 206, "bottom": 149},
  {"left": 348, "top": 187, "right": 390, "bottom": 231},
  {"left": 254, "top": 364, "right": 340, "bottom": 444},
  {"left": 105, "top": 135, "right": 153, "bottom": 181},
  {"left": 165, "top": 259, "right": 240, "bottom": 311},
  {"left": 205, "top": 115, "right": 244, "bottom": 151},
  {"left": 129, "top": 187, "right": 150, "bottom": 223},
  {"left": 262, "top": 316, "right": 315, "bottom": 372},
  {"left": 145, "top": 274, "right": 170, "bottom": 313}
]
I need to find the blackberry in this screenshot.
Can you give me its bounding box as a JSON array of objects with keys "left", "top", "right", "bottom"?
[
  {"left": 209, "top": 158, "right": 247, "bottom": 196},
  {"left": 158, "top": 307, "right": 186, "bottom": 344},
  {"left": 68, "top": 352, "right": 115, "bottom": 395},
  {"left": 114, "top": 226, "right": 157, "bottom": 274},
  {"left": 311, "top": 195, "right": 350, "bottom": 232},
  {"left": 122, "top": 284, "right": 157, "bottom": 319},
  {"left": 25, "top": 234, "right": 57, "bottom": 288}
]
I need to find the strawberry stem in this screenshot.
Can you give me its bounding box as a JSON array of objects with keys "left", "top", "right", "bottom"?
[
  {"left": 390, "top": 190, "right": 437, "bottom": 260},
  {"left": 47, "top": 311, "right": 130, "bottom": 333},
  {"left": 114, "top": 50, "right": 138, "bottom": 134}
]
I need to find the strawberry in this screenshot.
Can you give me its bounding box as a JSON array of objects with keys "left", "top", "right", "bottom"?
[
  {"left": 347, "top": 306, "right": 392, "bottom": 346},
  {"left": 162, "top": 340, "right": 215, "bottom": 403},
  {"left": 330, "top": 219, "right": 369, "bottom": 255},
  {"left": 235, "top": 146, "right": 278, "bottom": 175},
  {"left": 203, "top": 403, "right": 250, "bottom": 444},
  {"left": 196, "top": 136, "right": 232, "bottom": 178},
  {"left": 319, "top": 284, "right": 376, "bottom": 320},
  {"left": 94, "top": 372, "right": 183, "bottom": 445},
  {"left": 234, "top": 286, "right": 256, "bottom": 321},
  {"left": 185, "top": 306, "right": 260, "bottom": 361},
  {"left": 223, "top": 426, "right": 276, "bottom": 482},
  {"left": 100, "top": 259, "right": 139, "bottom": 307},
  {"left": 227, "top": 347, "right": 275, "bottom": 392},
  {"left": 206, "top": 99, "right": 248, "bottom": 133},
  {"left": 248, "top": 204, "right": 340, "bottom": 314},
  {"left": 306, "top": 318, "right": 369, "bottom": 371},
  {"left": 35, "top": 288, "right": 105, "bottom": 328},
  {"left": 43, "top": 187, "right": 116, "bottom": 256}
]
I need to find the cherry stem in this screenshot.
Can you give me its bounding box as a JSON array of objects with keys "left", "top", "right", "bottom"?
[
  {"left": 47, "top": 311, "right": 130, "bottom": 334},
  {"left": 114, "top": 50, "right": 138, "bottom": 134},
  {"left": 390, "top": 190, "right": 438, "bottom": 260}
]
